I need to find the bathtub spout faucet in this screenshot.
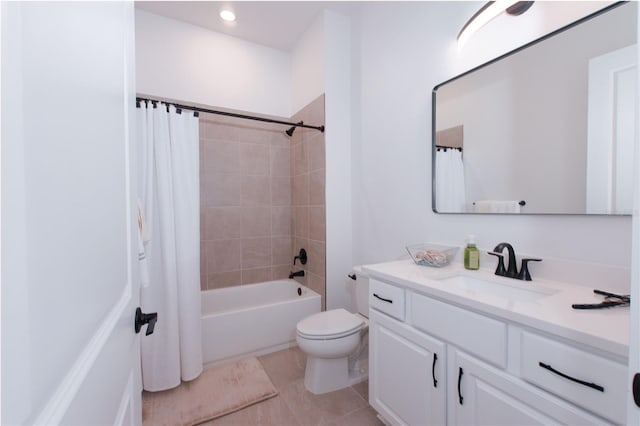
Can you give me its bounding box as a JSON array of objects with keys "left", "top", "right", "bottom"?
[{"left": 289, "top": 270, "right": 305, "bottom": 279}]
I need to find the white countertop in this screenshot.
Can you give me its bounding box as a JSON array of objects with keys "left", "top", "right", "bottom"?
[{"left": 363, "top": 259, "right": 629, "bottom": 359}]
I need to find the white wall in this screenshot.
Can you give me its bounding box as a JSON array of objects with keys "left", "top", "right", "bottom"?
[
  {"left": 291, "top": 12, "right": 325, "bottom": 115},
  {"left": 324, "top": 10, "right": 353, "bottom": 310},
  {"left": 351, "top": 2, "right": 632, "bottom": 285},
  {"left": 135, "top": 10, "right": 291, "bottom": 117},
  {"left": 291, "top": 10, "right": 354, "bottom": 310}
]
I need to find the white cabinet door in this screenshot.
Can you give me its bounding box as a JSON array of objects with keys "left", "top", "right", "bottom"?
[
  {"left": 369, "top": 310, "right": 446, "bottom": 426},
  {"left": 450, "top": 350, "right": 610, "bottom": 426},
  {"left": 1, "top": 1, "right": 141, "bottom": 424}
]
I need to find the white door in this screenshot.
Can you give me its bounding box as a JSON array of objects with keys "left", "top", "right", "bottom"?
[
  {"left": 586, "top": 44, "right": 637, "bottom": 214},
  {"left": 1, "top": 2, "right": 142, "bottom": 424},
  {"left": 627, "top": 12, "right": 640, "bottom": 423}
]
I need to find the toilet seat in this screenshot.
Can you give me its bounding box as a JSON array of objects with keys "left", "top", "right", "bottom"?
[{"left": 296, "top": 308, "right": 364, "bottom": 340}]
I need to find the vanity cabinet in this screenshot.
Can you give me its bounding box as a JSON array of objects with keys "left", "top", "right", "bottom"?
[
  {"left": 518, "top": 331, "right": 627, "bottom": 422},
  {"left": 369, "top": 309, "right": 446, "bottom": 426},
  {"left": 368, "top": 277, "right": 623, "bottom": 425},
  {"left": 450, "top": 348, "right": 608, "bottom": 425}
]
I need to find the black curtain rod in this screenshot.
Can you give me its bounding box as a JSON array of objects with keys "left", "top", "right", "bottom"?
[
  {"left": 435, "top": 145, "right": 462, "bottom": 151},
  {"left": 136, "top": 96, "right": 325, "bottom": 133}
]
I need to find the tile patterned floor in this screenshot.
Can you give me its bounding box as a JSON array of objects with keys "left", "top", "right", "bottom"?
[{"left": 202, "top": 347, "right": 384, "bottom": 426}]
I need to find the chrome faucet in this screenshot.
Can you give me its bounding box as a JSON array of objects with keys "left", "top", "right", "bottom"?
[{"left": 489, "top": 242, "right": 541, "bottom": 281}]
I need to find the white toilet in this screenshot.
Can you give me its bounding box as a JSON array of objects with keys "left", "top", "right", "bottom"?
[{"left": 295, "top": 269, "right": 370, "bottom": 394}]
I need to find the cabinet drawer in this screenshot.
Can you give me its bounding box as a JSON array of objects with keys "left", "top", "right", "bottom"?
[
  {"left": 411, "top": 292, "right": 507, "bottom": 368},
  {"left": 370, "top": 279, "right": 405, "bottom": 320},
  {"left": 520, "top": 331, "right": 626, "bottom": 424}
]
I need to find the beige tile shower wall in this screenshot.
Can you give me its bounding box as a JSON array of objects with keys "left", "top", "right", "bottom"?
[
  {"left": 290, "top": 95, "right": 326, "bottom": 310},
  {"left": 200, "top": 112, "right": 292, "bottom": 290}
]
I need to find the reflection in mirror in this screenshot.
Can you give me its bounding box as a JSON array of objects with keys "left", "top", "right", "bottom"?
[{"left": 433, "top": 2, "right": 636, "bottom": 215}]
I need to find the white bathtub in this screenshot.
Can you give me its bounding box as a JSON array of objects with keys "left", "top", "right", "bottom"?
[{"left": 201, "top": 279, "right": 321, "bottom": 366}]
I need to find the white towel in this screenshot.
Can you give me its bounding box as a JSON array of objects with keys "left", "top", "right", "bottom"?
[{"left": 473, "top": 200, "right": 521, "bottom": 213}]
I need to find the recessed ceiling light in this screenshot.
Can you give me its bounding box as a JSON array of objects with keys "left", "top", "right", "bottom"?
[{"left": 220, "top": 10, "right": 236, "bottom": 22}]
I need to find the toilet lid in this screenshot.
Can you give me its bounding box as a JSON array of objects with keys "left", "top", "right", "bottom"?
[{"left": 296, "top": 308, "right": 363, "bottom": 339}]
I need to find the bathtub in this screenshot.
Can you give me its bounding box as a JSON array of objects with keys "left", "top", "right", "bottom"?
[{"left": 201, "top": 279, "right": 321, "bottom": 366}]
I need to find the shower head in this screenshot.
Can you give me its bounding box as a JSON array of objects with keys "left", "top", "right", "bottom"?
[{"left": 285, "top": 121, "right": 304, "bottom": 137}]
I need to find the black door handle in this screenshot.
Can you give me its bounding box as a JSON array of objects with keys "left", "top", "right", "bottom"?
[
  {"left": 135, "top": 307, "right": 158, "bottom": 336},
  {"left": 633, "top": 373, "right": 640, "bottom": 407}
]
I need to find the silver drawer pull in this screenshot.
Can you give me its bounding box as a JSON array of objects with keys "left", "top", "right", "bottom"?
[
  {"left": 373, "top": 293, "right": 393, "bottom": 304},
  {"left": 539, "top": 362, "right": 604, "bottom": 392}
]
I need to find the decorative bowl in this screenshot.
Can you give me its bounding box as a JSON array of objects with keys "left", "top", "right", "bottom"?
[{"left": 406, "top": 244, "right": 459, "bottom": 268}]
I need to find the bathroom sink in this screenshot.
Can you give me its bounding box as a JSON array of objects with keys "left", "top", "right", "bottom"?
[{"left": 439, "top": 274, "right": 558, "bottom": 302}]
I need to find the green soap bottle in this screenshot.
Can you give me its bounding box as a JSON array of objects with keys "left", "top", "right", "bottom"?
[{"left": 464, "top": 234, "right": 480, "bottom": 270}]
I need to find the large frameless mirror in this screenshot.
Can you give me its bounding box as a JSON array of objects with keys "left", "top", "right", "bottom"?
[{"left": 433, "top": 2, "right": 636, "bottom": 215}]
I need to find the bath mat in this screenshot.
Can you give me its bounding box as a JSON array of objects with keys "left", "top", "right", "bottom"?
[{"left": 142, "top": 357, "right": 278, "bottom": 426}]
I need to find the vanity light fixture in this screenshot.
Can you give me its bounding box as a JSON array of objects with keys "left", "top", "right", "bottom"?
[
  {"left": 220, "top": 9, "right": 236, "bottom": 22},
  {"left": 457, "top": 1, "right": 534, "bottom": 49}
]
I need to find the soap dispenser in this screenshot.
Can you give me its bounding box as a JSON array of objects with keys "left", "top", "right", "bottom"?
[{"left": 464, "top": 235, "right": 480, "bottom": 270}]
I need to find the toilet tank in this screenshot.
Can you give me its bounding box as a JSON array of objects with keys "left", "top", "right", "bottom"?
[{"left": 351, "top": 266, "right": 370, "bottom": 318}]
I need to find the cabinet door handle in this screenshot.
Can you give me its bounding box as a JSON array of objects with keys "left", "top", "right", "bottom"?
[
  {"left": 373, "top": 293, "right": 393, "bottom": 304},
  {"left": 457, "top": 367, "right": 464, "bottom": 405},
  {"left": 432, "top": 353, "right": 438, "bottom": 388},
  {"left": 538, "top": 362, "right": 604, "bottom": 392}
]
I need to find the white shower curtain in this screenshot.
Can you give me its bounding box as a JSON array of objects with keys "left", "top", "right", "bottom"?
[
  {"left": 137, "top": 102, "right": 203, "bottom": 391},
  {"left": 435, "top": 149, "right": 467, "bottom": 212}
]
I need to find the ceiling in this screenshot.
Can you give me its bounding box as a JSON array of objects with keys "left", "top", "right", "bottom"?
[{"left": 134, "top": 1, "right": 362, "bottom": 52}]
